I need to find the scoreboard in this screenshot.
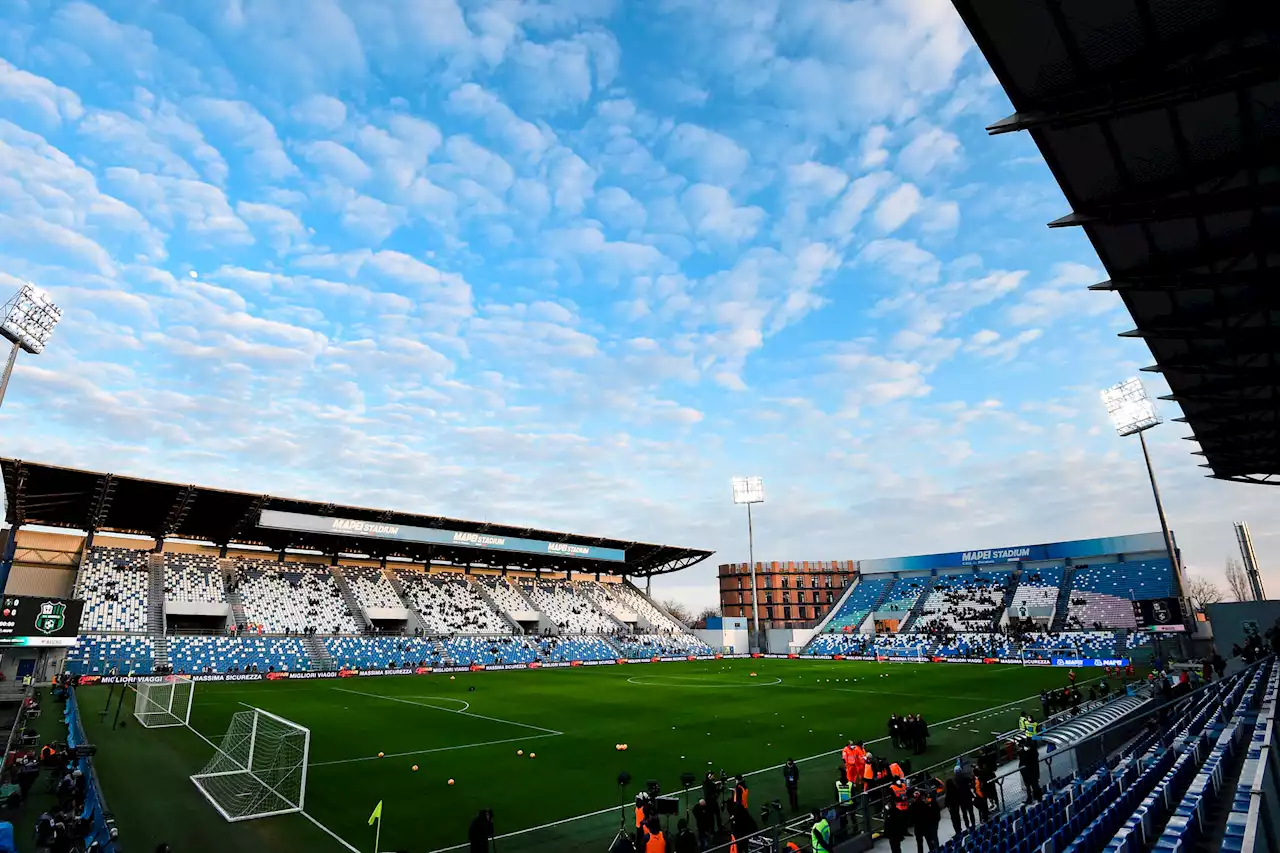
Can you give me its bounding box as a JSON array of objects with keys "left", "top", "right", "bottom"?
[
  {"left": 1131, "top": 597, "right": 1187, "bottom": 633},
  {"left": 0, "top": 595, "right": 83, "bottom": 647}
]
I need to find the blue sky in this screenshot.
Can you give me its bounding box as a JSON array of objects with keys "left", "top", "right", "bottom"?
[{"left": 0, "top": 0, "right": 1275, "bottom": 609}]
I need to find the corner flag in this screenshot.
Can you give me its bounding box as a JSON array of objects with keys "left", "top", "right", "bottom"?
[{"left": 369, "top": 800, "right": 383, "bottom": 825}]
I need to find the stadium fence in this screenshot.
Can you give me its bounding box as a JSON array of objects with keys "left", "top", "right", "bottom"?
[{"left": 65, "top": 687, "right": 120, "bottom": 852}]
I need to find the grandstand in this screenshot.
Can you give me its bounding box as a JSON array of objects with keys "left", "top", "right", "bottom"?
[
  {"left": 400, "top": 572, "right": 509, "bottom": 634},
  {"left": 74, "top": 546, "right": 150, "bottom": 632},
  {"left": 163, "top": 552, "right": 225, "bottom": 604},
  {"left": 802, "top": 532, "right": 1186, "bottom": 658},
  {"left": 1061, "top": 558, "right": 1177, "bottom": 631},
  {"left": 0, "top": 459, "right": 715, "bottom": 678}
]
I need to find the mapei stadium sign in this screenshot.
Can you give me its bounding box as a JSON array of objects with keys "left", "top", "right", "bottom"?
[
  {"left": 259, "top": 510, "right": 626, "bottom": 563},
  {"left": 856, "top": 532, "right": 1168, "bottom": 574}
]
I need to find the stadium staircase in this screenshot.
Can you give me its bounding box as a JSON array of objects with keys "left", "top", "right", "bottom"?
[
  {"left": 329, "top": 566, "right": 369, "bottom": 633},
  {"left": 996, "top": 569, "right": 1021, "bottom": 628},
  {"left": 468, "top": 577, "right": 523, "bottom": 634},
  {"left": 146, "top": 553, "right": 170, "bottom": 671},
  {"left": 1051, "top": 564, "right": 1079, "bottom": 631},
  {"left": 898, "top": 576, "right": 936, "bottom": 632},
  {"left": 302, "top": 633, "right": 337, "bottom": 671},
  {"left": 220, "top": 560, "right": 248, "bottom": 631}
]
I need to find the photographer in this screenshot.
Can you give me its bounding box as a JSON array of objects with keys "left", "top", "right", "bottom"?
[{"left": 468, "top": 808, "right": 493, "bottom": 853}]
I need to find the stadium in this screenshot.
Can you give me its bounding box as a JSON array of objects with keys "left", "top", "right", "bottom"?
[{"left": 0, "top": 2, "right": 1278, "bottom": 853}]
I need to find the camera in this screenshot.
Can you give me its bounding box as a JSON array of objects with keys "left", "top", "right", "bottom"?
[
  {"left": 680, "top": 772, "right": 696, "bottom": 788},
  {"left": 646, "top": 779, "right": 662, "bottom": 798}
]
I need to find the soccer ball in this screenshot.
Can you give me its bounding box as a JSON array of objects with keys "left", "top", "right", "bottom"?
[
  {"left": 448, "top": 779, "right": 455, "bottom": 786},
  {"left": 621, "top": 744, "right": 628, "bottom": 751},
  {"left": 450, "top": 675, "right": 456, "bottom": 680},
  {"left": 529, "top": 753, "right": 536, "bottom": 759},
  {"left": 412, "top": 765, "right": 419, "bottom": 771},
  {"left": 517, "top": 750, "right": 524, "bottom": 756},
  {"left": 377, "top": 752, "right": 384, "bottom": 758},
  {"left": 750, "top": 672, "right": 757, "bottom": 677}
]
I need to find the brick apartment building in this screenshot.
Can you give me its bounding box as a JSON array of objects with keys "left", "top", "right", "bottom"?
[{"left": 718, "top": 560, "right": 857, "bottom": 628}]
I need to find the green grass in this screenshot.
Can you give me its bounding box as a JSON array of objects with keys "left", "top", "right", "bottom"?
[{"left": 77, "top": 660, "right": 1078, "bottom": 852}]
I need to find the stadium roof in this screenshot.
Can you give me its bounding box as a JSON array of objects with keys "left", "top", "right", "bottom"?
[
  {"left": 953, "top": 0, "right": 1280, "bottom": 486},
  {"left": 0, "top": 458, "right": 712, "bottom": 577}
]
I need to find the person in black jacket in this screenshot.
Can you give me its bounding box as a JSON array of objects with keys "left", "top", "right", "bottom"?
[
  {"left": 943, "top": 777, "right": 962, "bottom": 835},
  {"left": 701, "top": 773, "right": 722, "bottom": 831},
  {"left": 782, "top": 759, "right": 801, "bottom": 810},
  {"left": 673, "top": 818, "right": 698, "bottom": 853},
  {"left": 1019, "top": 742, "right": 1043, "bottom": 802},
  {"left": 909, "top": 790, "right": 941, "bottom": 853},
  {"left": 883, "top": 799, "right": 909, "bottom": 853},
  {"left": 468, "top": 808, "right": 494, "bottom": 853},
  {"left": 691, "top": 799, "right": 715, "bottom": 848}
]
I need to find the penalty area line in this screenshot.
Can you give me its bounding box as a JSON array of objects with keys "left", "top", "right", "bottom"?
[
  {"left": 333, "top": 687, "right": 563, "bottom": 735},
  {"left": 312, "top": 732, "right": 561, "bottom": 767}
]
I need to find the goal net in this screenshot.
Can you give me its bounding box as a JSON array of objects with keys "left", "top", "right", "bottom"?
[
  {"left": 133, "top": 675, "right": 195, "bottom": 728},
  {"left": 191, "top": 707, "right": 310, "bottom": 822}
]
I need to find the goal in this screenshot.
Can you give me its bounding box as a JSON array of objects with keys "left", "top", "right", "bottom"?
[
  {"left": 191, "top": 707, "right": 310, "bottom": 822},
  {"left": 133, "top": 675, "right": 194, "bottom": 728}
]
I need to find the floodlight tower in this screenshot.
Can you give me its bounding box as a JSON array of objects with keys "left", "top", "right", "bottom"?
[
  {"left": 0, "top": 283, "right": 62, "bottom": 410},
  {"left": 731, "top": 476, "right": 764, "bottom": 653},
  {"left": 1100, "top": 378, "right": 1181, "bottom": 587}
]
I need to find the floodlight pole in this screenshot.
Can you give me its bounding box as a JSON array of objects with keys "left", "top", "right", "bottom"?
[
  {"left": 747, "top": 502, "right": 760, "bottom": 653},
  {"left": 0, "top": 340, "right": 19, "bottom": 411},
  {"left": 1137, "top": 429, "right": 1180, "bottom": 584}
]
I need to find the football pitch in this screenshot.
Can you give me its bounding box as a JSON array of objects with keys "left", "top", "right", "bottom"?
[{"left": 79, "top": 660, "right": 1078, "bottom": 852}]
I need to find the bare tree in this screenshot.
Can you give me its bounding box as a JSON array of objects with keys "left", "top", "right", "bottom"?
[
  {"left": 692, "top": 606, "right": 721, "bottom": 628},
  {"left": 660, "top": 598, "right": 694, "bottom": 627},
  {"left": 1186, "top": 575, "right": 1223, "bottom": 612},
  {"left": 1225, "top": 556, "right": 1251, "bottom": 602}
]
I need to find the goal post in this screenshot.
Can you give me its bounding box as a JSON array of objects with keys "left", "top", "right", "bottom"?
[
  {"left": 191, "top": 707, "right": 310, "bottom": 822},
  {"left": 133, "top": 675, "right": 194, "bottom": 728}
]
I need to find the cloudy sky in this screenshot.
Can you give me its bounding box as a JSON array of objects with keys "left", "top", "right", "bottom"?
[{"left": 0, "top": 0, "right": 1275, "bottom": 611}]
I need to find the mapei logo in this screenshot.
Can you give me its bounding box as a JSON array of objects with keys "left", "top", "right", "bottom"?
[
  {"left": 331, "top": 518, "right": 400, "bottom": 535},
  {"left": 35, "top": 601, "right": 66, "bottom": 635},
  {"left": 453, "top": 532, "right": 506, "bottom": 546},
  {"left": 547, "top": 542, "right": 590, "bottom": 556}
]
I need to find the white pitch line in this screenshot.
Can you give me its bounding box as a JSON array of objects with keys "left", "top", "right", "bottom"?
[
  {"left": 627, "top": 675, "right": 783, "bottom": 688},
  {"left": 180, "top": 717, "right": 363, "bottom": 850},
  {"left": 422, "top": 682, "right": 1073, "bottom": 853},
  {"left": 303, "top": 812, "right": 363, "bottom": 853},
  {"left": 332, "top": 687, "right": 563, "bottom": 735},
  {"left": 310, "top": 733, "right": 561, "bottom": 768}
]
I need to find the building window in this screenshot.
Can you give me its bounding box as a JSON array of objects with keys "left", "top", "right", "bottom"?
[
  {"left": 826, "top": 591, "right": 834, "bottom": 603},
  {"left": 780, "top": 577, "right": 788, "bottom": 588},
  {"left": 783, "top": 606, "right": 792, "bottom": 621},
  {"left": 811, "top": 577, "right": 819, "bottom": 589},
  {"left": 765, "top": 593, "right": 773, "bottom": 604}
]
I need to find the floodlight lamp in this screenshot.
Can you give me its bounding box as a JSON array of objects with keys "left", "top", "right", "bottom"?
[
  {"left": 0, "top": 283, "right": 62, "bottom": 355},
  {"left": 731, "top": 476, "right": 764, "bottom": 505},
  {"left": 1101, "top": 378, "right": 1161, "bottom": 437}
]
